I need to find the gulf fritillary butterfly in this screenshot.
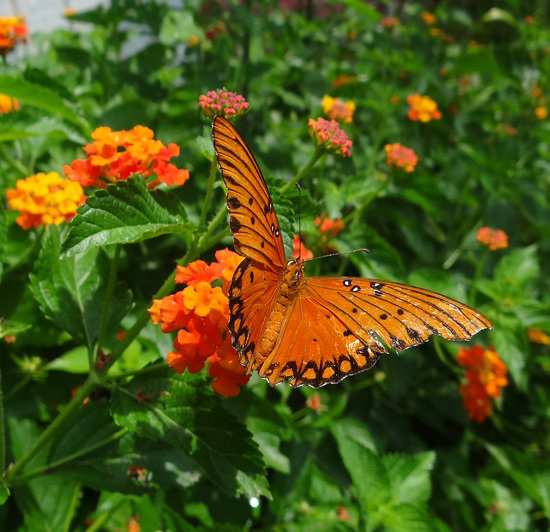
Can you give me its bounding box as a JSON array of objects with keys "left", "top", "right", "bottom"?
[{"left": 212, "top": 115, "right": 492, "bottom": 388}]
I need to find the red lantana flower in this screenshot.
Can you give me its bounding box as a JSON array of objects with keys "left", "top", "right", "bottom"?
[
  {"left": 308, "top": 117, "right": 352, "bottom": 157},
  {"left": 384, "top": 143, "right": 419, "bottom": 172},
  {"left": 198, "top": 89, "right": 249, "bottom": 119},
  {"left": 458, "top": 345, "right": 508, "bottom": 422},
  {"left": 476, "top": 227, "right": 508, "bottom": 250}
]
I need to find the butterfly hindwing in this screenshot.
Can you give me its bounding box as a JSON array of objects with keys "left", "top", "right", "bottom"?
[
  {"left": 256, "top": 276, "right": 492, "bottom": 387},
  {"left": 212, "top": 116, "right": 287, "bottom": 270},
  {"left": 228, "top": 257, "right": 281, "bottom": 371}
]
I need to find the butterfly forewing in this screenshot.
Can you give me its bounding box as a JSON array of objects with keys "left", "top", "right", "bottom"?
[{"left": 212, "top": 116, "right": 287, "bottom": 270}]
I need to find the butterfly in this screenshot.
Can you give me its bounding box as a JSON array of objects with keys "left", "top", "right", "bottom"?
[{"left": 212, "top": 115, "right": 492, "bottom": 388}]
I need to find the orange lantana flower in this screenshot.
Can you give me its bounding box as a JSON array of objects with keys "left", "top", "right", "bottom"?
[
  {"left": 381, "top": 16, "right": 399, "bottom": 29},
  {"left": 0, "top": 94, "right": 20, "bottom": 113},
  {"left": 535, "top": 106, "right": 548, "bottom": 120},
  {"left": 0, "top": 15, "right": 28, "bottom": 55},
  {"left": 149, "top": 251, "right": 249, "bottom": 397},
  {"left": 476, "top": 227, "right": 508, "bottom": 250},
  {"left": 308, "top": 117, "right": 352, "bottom": 157},
  {"left": 6, "top": 172, "right": 86, "bottom": 230},
  {"left": 63, "top": 125, "right": 189, "bottom": 189},
  {"left": 315, "top": 216, "right": 344, "bottom": 237},
  {"left": 421, "top": 12, "right": 436, "bottom": 25},
  {"left": 458, "top": 345, "right": 508, "bottom": 422},
  {"left": 407, "top": 94, "right": 442, "bottom": 122},
  {"left": 321, "top": 95, "right": 356, "bottom": 124},
  {"left": 384, "top": 143, "right": 418, "bottom": 172},
  {"left": 527, "top": 328, "right": 550, "bottom": 345},
  {"left": 332, "top": 75, "right": 357, "bottom": 88}
]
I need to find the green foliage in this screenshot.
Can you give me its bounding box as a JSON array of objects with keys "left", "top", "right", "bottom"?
[{"left": 0, "top": 0, "right": 549, "bottom": 530}]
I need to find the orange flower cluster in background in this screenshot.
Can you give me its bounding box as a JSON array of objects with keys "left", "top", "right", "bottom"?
[
  {"left": 198, "top": 89, "right": 249, "bottom": 118},
  {"left": 315, "top": 216, "right": 344, "bottom": 237},
  {"left": 458, "top": 345, "right": 508, "bottom": 423},
  {"left": 0, "top": 94, "right": 20, "bottom": 113},
  {"left": 476, "top": 227, "right": 508, "bottom": 250},
  {"left": 321, "top": 95, "right": 356, "bottom": 123},
  {"left": 63, "top": 125, "right": 189, "bottom": 189},
  {"left": 381, "top": 16, "right": 399, "bottom": 29},
  {"left": 407, "top": 93, "right": 442, "bottom": 122},
  {"left": 527, "top": 328, "right": 550, "bottom": 345},
  {"left": 332, "top": 75, "right": 357, "bottom": 88},
  {"left": 308, "top": 117, "right": 352, "bottom": 157},
  {"left": 291, "top": 235, "right": 313, "bottom": 260},
  {"left": 421, "top": 12, "right": 436, "bottom": 25},
  {"left": 6, "top": 172, "right": 86, "bottom": 229},
  {"left": 149, "top": 249, "right": 250, "bottom": 397},
  {"left": 384, "top": 143, "right": 418, "bottom": 172},
  {"left": 0, "top": 15, "right": 28, "bottom": 55},
  {"left": 530, "top": 81, "right": 546, "bottom": 119}
]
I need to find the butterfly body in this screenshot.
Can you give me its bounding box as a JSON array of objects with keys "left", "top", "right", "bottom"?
[{"left": 213, "top": 115, "right": 493, "bottom": 388}]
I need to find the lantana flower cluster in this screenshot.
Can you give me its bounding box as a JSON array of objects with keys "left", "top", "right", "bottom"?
[
  {"left": 6, "top": 172, "right": 86, "bottom": 230},
  {"left": 527, "top": 328, "right": 550, "bottom": 345},
  {"left": 314, "top": 216, "right": 345, "bottom": 237},
  {"left": 476, "top": 227, "right": 508, "bottom": 250},
  {"left": 198, "top": 89, "right": 249, "bottom": 118},
  {"left": 292, "top": 235, "right": 314, "bottom": 261},
  {"left": 149, "top": 249, "right": 250, "bottom": 397},
  {"left": 384, "top": 143, "right": 418, "bottom": 172},
  {"left": 0, "top": 15, "right": 28, "bottom": 55},
  {"left": 407, "top": 93, "right": 442, "bottom": 122},
  {"left": 0, "top": 94, "right": 20, "bottom": 113},
  {"left": 308, "top": 117, "right": 352, "bottom": 157},
  {"left": 321, "top": 95, "right": 356, "bottom": 123},
  {"left": 458, "top": 345, "right": 508, "bottom": 423},
  {"left": 63, "top": 125, "right": 189, "bottom": 189}
]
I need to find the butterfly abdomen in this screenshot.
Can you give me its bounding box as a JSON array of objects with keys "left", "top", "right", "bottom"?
[{"left": 256, "top": 261, "right": 306, "bottom": 363}]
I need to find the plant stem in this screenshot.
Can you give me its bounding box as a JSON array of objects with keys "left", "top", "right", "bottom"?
[
  {"left": 9, "top": 428, "right": 128, "bottom": 486},
  {"left": 279, "top": 147, "right": 324, "bottom": 194},
  {"left": 0, "top": 365, "right": 4, "bottom": 475},
  {"left": 470, "top": 248, "right": 489, "bottom": 307},
  {"left": 198, "top": 157, "right": 219, "bottom": 228},
  {"left": 0, "top": 143, "right": 29, "bottom": 176},
  {"left": 4, "top": 376, "right": 97, "bottom": 482}
]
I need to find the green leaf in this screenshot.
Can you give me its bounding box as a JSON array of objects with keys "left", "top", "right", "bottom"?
[
  {"left": 331, "top": 418, "right": 388, "bottom": 504},
  {"left": 61, "top": 176, "right": 188, "bottom": 257},
  {"left": 0, "top": 75, "right": 90, "bottom": 132},
  {"left": 384, "top": 452, "right": 436, "bottom": 505},
  {"left": 0, "top": 478, "right": 10, "bottom": 505},
  {"left": 0, "top": 319, "right": 31, "bottom": 339},
  {"left": 29, "top": 225, "right": 132, "bottom": 350},
  {"left": 160, "top": 10, "right": 204, "bottom": 45},
  {"left": 384, "top": 504, "right": 438, "bottom": 532},
  {"left": 110, "top": 368, "right": 269, "bottom": 499},
  {"left": 8, "top": 417, "right": 80, "bottom": 531}
]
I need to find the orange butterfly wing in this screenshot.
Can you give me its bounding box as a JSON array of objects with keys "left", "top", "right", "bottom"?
[
  {"left": 227, "top": 257, "right": 281, "bottom": 371},
  {"left": 256, "top": 277, "right": 492, "bottom": 387},
  {"left": 212, "top": 115, "right": 286, "bottom": 270}
]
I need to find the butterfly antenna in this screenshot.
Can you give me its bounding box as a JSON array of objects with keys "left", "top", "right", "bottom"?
[
  {"left": 296, "top": 183, "right": 302, "bottom": 260},
  {"left": 304, "top": 248, "right": 370, "bottom": 263}
]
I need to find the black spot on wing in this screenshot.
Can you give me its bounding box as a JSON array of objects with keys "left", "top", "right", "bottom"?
[{"left": 227, "top": 196, "right": 241, "bottom": 209}]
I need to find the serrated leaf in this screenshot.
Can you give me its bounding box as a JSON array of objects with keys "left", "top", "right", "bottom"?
[
  {"left": 0, "top": 75, "right": 89, "bottom": 131},
  {"left": 384, "top": 452, "right": 435, "bottom": 505},
  {"left": 29, "top": 225, "right": 132, "bottom": 350},
  {"left": 61, "top": 176, "right": 188, "bottom": 257},
  {"left": 110, "top": 368, "right": 269, "bottom": 499}
]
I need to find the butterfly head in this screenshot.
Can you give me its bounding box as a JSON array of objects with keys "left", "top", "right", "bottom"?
[{"left": 284, "top": 259, "right": 305, "bottom": 290}]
